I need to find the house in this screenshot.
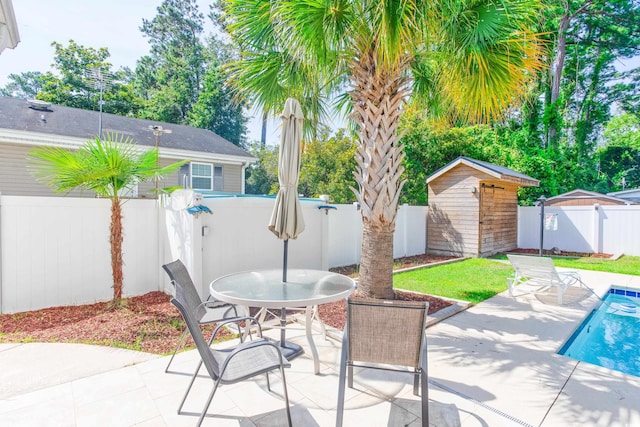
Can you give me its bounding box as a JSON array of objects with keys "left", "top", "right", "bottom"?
[
  {"left": 544, "top": 189, "right": 631, "bottom": 206},
  {"left": 0, "top": 96, "right": 256, "bottom": 197},
  {"left": 607, "top": 188, "right": 640, "bottom": 204},
  {"left": 0, "top": 0, "right": 20, "bottom": 54},
  {"left": 426, "top": 156, "right": 539, "bottom": 257}
]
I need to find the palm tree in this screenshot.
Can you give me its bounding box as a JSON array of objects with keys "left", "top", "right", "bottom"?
[
  {"left": 29, "top": 133, "right": 186, "bottom": 305},
  {"left": 222, "top": 0, "right": 544, "bottom": 299}
]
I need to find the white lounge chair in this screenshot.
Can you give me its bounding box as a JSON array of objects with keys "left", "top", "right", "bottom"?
[{"left": 507, "top": 254, "right": 585, "bottom": 304}]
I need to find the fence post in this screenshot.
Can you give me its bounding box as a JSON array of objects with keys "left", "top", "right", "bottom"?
[
  {"left": 538, "top": 196, "right": 546, "bottom": 256},
  {"left": 592, "top": 204, "right": 601, "bottom": 253}
]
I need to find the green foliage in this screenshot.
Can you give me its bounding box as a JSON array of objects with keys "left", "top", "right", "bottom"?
[
  {"left": 244, "top": 142, "right": 279, "bottom": 195},
  {"left": 135, "top": 0, "right": 247, "bottom": 143},
  {"left": 187, "top": 54, "right": 247, "bottom": 146},
  {"left": 400, "top": 117, "right": 514, "bottom": 205},
  {"left": 1, "top": 40, "right": 140, "bottom": 117},
  {"left": 298, "top": 130, "right": 358, "bottom": 203},
  {"left": 28, "top": 133, "right": 185, "bottom": 198},
  {"left": 596, "top": 114, "right": 640, "bottom": 191},
  {"left": 0, "top": 71, "right": 48, "bottom": 99}
]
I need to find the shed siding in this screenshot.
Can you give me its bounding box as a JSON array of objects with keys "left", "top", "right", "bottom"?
[{"left": 427, "top": 165, "right": 485, "bottom": 256}]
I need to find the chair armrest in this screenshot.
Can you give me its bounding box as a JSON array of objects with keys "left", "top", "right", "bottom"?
[{"left": 211, "top": 316, "right": 264, "bottom": 342}]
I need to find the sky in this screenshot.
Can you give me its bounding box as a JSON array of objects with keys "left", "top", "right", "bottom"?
[{"left": 0, "top": 0, "right": 277, "bottom": 143}]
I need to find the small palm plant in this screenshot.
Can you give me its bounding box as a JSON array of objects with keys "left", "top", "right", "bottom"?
[{"left": 29, "top": 133, "right": 186, "bottom": 306}]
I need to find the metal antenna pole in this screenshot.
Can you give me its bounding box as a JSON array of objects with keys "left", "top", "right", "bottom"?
[{"left": 149, "top": 125, "right": 172, "bottom": 198}]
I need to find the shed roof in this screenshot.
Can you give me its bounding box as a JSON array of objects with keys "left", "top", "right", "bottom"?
[
  {"left": 426, "top": 156, "right": 539, "bottom": 187},
  {"left": 0, "top": 96, "right": 253, "bottom": 160}
]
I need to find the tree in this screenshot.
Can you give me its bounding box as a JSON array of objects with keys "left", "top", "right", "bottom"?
[
  {"left": 187, "top": 37, "right": 248, "bottom": 146},
  {"left": 28, "top": 134, "right": 185, "bottom": 305},
  {"left": 542, "top": 0, "right": 640, "bottom": 149},
  {"left": 596, "top": 114, "right": 640, "bottom": 191},
  {"left": 0, "top": 71, "right": 50, "bottom": 98},
  {"left": 299, "top": 130, "right": 358, "bottom": 203},
  {"left": 244, "top": 142, "right": 279, "bottom": 195},
  {"left": 40, "top": 40, "right": 139, "bottom": 116},
  {"left": 221, "top": 0, "right": 544, "bottom": 298},
  {"left": 137, "top": 0, "right": 205, "bottom": 123}
]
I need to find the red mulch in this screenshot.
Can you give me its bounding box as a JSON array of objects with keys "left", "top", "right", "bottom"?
[{"left": 0, "top": 254, "right": 457, "bottom": 354}]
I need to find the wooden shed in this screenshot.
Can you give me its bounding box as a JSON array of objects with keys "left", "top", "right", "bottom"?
[{"left": 426, "top": 156, "right": 539, "bottom": 258}]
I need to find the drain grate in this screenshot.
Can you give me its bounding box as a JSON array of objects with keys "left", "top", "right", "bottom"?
[{"left": 429, "top": 379, "right": 534, "bottom": 427}]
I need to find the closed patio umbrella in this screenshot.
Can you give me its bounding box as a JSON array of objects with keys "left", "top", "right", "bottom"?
[
  {"left": 268, "top": 97, "right": 305, "bottom": 280},
  {"left": 268, "top": 97, "right": 305, "bottom": 358}
]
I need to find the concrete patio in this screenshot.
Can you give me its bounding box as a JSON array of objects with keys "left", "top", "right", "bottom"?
[{"left": 1, "top": 268, "right": 640, "bottom": 426}]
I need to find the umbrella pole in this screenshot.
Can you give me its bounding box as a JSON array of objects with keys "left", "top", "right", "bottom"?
[
  {"left": 281, "top": 240, "right": 288, "bottom": 346},
  {"left": 278, "top": 240, "right": 302, "bottom": 360}
]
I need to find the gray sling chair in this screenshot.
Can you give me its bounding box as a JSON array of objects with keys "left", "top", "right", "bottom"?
[
  {"left": 336, "top": 297, "right": 429, "bottom": 427},
  {"left": 162, "top": 259, "right": 240, "bottom": 373},
  {"left": 171, "top": 282, "right": 293, "bottom": 426}
]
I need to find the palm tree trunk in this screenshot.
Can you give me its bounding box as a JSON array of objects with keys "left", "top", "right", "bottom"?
[
  {"left": 359, "top": 222, "right": 395, "bottom": 299},
  {"left": 110, "top": 199, "right": 124, "bottom": 302},
  {"left": 349, "top": 46, "right": 408, "bottom": 299}
]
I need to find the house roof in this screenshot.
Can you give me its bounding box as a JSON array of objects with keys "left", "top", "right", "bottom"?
[
  {"left": 0, "top": 96, "right": 254, "bottom": 162},
  {"left": 426, "top": 156, "right": 539, "bottom": 187},
  {"left": 607, "top": 188, "right": 640, "bottom": 198},
  {"left": 545, "top": 189, "right": 631, "bottom": 205}
]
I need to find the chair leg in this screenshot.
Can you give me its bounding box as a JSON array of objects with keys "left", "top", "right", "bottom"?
[
  {"left": 178, "top": 359, "right": 203, "bottom": 414},
  {"left": 420, "top": 337, "right": 429, "bottom": 426},
  {"left": 166, "top": 327, "right": 189, "bottom": 373},
  {"left": 420, "top": 371, "right": 429, "bottom": 427},
  {"left": 347, "top": 365, "right": 353, "bottom": 389},
  {"left": 336, "top": 332, "right": 349, "bottom": 427},
  {"left": 279, "top": 364, "right": 293, "bottom": 427},
  {"left": 414, "top": 369, "right": 420, "bottom": 396},
  {"left": 197, "top": 378, "right": 222, "bottom": 427}
]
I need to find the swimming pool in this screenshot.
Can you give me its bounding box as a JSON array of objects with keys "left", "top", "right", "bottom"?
[{"left": 558, "top": 287, "right": 640, "bottom": 377}]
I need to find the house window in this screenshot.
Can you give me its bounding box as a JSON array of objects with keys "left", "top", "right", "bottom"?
[{"left": 191, "top": 163, "right": 223, "bottom": 191}]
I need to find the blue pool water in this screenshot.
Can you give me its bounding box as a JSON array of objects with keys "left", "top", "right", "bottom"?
[{"left": 558, "top": 288, "right": 640, "bottom": 377}]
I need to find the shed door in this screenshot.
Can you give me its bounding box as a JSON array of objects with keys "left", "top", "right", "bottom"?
[{"left": 479, "top": 184, "right": 495, "bottom": 255}]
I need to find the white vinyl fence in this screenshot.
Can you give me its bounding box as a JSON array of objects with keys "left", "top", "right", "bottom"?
[
  {"left": 517, "top": 205, "right": 640, "bottom": 256},
  {"left": 0, "top": 195, "right": 426, "bottom": 313}
]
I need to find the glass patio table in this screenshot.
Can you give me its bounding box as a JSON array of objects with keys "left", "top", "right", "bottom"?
[{"left": 209, "top": 268, "right": 355, "bottom": 374}]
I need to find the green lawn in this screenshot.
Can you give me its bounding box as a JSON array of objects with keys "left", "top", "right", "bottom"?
[
  {"left": 490, "top": 253, "right": 640, "bottom": 276},
  {"left": 395, "top": 254, "right": 640, "bottom": 305},
  {"left": 393, "top": 258, "right": 513, "bottom": 304}
]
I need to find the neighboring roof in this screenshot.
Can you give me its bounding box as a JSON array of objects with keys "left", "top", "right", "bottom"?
[
  {"left": 607, "top": 188, "right": 640, "bottom": 199},
  {"left": 0, "top": 96, "right": 254, "bottom": 162},
  {"left": 426, "top": 156, "right": 539, "bottom": 187},
  {"left": 0, "top": 0, "right": 20, "bottom": 53},
  {"left": 545, "top": 189, "right": 631, "bottom": 205}
]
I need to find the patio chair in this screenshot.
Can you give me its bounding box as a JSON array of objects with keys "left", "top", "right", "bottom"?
[
  {"left": 171, "top": 283, "right": 292, "bottom": 427},
  {"left": 162, "top": 259, "right": 240, "bottom": 373},
  {"left": 506, "top": 254, "right": 587, "bottom": 304},
  {"left": 336, "top": 297, "right": 429, "bottom": 427}
]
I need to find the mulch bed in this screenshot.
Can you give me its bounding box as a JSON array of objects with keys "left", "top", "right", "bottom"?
[{"left": 0, "top": 254, "right": 457, "bottom": 354}]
